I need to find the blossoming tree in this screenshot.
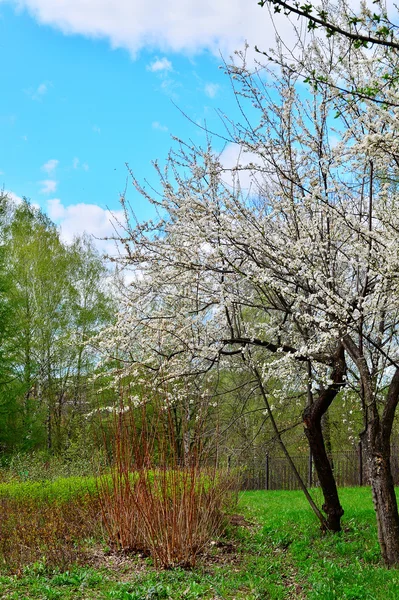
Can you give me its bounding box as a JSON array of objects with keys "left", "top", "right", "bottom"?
[{"left": 100, "top": 38, "right": 399, "bottom": 563}]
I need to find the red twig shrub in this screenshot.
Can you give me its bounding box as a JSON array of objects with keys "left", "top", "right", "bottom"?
[{"left": 98, "top": 399, "right": 236, "bottom": 568}]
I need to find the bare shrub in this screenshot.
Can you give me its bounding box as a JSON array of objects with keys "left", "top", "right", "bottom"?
[{"left": 98, "top": 399, "right": 236, "bottom": 568}]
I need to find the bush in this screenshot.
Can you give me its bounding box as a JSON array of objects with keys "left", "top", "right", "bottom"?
[
  {"left": 98, "top": 400, "right": 236, "bottom": 568},
  {"left": 99, "top": 465, "right": 233, "bottom": 568}
]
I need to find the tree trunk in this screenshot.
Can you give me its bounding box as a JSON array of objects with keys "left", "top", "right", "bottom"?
[
  {"left": 302, "top": 345, "right": 346, "bottom": 532},
  {"left": 252, "top": 362, "right": 328, "bottom": 529},
  {"left": 343, "top": 337, "right": 399, "bottom": 566},
  {"left": 303, "top": 406, "right": 344, "bottom": 531},
  {"left": 365, "top": 426, "right": 399, "bottom": 566},
  {"left": 322, "top": 411, "right": 334, "bottom": 470}
]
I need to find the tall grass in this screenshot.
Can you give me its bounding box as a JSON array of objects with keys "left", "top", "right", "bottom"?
[{"left": 98, "top": 396, "right": 236, "bottom": 568}]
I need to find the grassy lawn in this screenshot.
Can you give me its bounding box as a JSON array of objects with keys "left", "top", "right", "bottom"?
[{"left": 1, "top": 483, "right": 399, "bottom": 599}]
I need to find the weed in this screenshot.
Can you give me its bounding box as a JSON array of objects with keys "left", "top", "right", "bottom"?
[
  {"left": 0, "top": 493, "right": 101, "bottom": 573},
  {"left": 0, "top": 474, "right": 98, "bottom": 502}
]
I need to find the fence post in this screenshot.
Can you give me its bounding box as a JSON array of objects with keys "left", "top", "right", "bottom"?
[
  {"left": 358, "top": 441, "right": 363, "bottom": 486},
  {"left": 308, "top": 451, "right": 313, "bottom": 488},
  {"left": 228, "top": 455, "right": 231, "bottom": 471},
  {"left": 265, "top": 453, "right": 270, "bottom": 490}
]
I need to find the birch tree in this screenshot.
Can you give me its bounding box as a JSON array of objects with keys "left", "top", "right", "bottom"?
[{"left": 1, "top": 199, "right": 114, "bottom": 453}]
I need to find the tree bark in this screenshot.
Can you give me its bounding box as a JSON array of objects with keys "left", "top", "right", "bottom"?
[
  {"left": 368, "top": 449, "right": 399, "bottom": 565},
  {"left": 302, "top": 345, "right": 346, "bottom": 532},
  {"left": 343, "top": 336, "right": 399, "bottom": 566},
  {"left": 322, "top": 411, "right": 334, "bottom": 470},
  {"left": 251, "top": 362, "right": 328, "bottom": 529},
  {"left": 304, "top": 411, "right": 344, "bottom": 531},
  {"left": 364, "top": 369, "right": 399, "bottom": 566}
]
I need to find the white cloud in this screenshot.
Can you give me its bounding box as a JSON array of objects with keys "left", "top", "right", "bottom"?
[
  {"left": 5, "top": 190, "right": 24, "bottom": 205},
  {"left": 152, "top": 121, "right": 168, "bottom": 132},
  {"left": 27, "top": 82, "right": 48, "bottom": 101},
  {"left": 204, "top": 82, "right": 220, "bottom": 98},
  {"left": 92, "top": 125, "right": 101, "bottom": 134},
  {"left": 36, "top": 83, "right": 47, "bottom": 95},
  {"left": 42, "top": 158, "right": 59, "bottom": 174},
  {"left": 147, "top": 56, "right": 173, "bottom": 72},
  {"left": 6, "top": 1, "right": 295, "bottom": 58},
  {"left": 72, "top": 157, "right": 89, "bottom": 170},
  {"left": 159, "top": 77, "right": 180, "bottom": 99},
  {"left": 47, "top": 198, "right": 125, "bottom": 254},
  {"left": 39, "top": 179, "right": 57, "bottom": 194}
]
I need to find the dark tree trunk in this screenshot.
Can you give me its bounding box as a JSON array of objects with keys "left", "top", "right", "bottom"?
[
  {"left": 304, "top": 411, "right": 343, "bottom": 531},
  {"left": 252, "top": 363, "right": 328, "bottom": 529},
  {"left": 322, "top": 411, "right": 334, "bottom": 470},
  {"left": 365, "top": 422, "right": 399, "bottom": 566},
  {"left": 302, "top": 345, "right": 346, "bottom": 532},
  {"left": 343, "top": 336, "right": 399, "bottom": 566}
]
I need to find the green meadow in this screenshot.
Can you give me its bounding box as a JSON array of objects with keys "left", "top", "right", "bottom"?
[{"left": 1, "top": 479, "right": 398, "bottom": 599}]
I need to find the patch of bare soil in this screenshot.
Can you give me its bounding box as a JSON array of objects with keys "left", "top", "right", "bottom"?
[
  {"left": 197, "top": 513, "right": 254, "bottom": 570},
  {"left": 89, "top": 537, "right": 242, "bottom": 575},
  {"left": 227, "top": 513, "right": 255, "bottom": 528},
  {"left": 88, "top": 546, "right": 151, "bottom": 579},
  {"left": 199, "top": 539, "right": 241, "bottom": 570}
]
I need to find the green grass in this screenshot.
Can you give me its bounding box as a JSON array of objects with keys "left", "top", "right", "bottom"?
[
  {"left": 0, "top": 475, "right": 98, "bottom": 502},
  {"left": 1, "top": 485, "right": 399, "bottom": 599},
  {"left": 0, "top": 470, "right": 225, "bottom": 503},
  {"left": 239, "top": 488, "right": 390, "bottom": 599}
]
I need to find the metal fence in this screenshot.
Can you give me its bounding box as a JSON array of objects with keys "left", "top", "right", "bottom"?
[{"left": 236, "top": 444, "right": 399, "bottom": 491}]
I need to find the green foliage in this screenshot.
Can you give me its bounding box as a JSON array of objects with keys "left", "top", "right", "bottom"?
[
  {"left": 0, "top": 195, "right": 115, "bottom": 456},
  {"left": 0, "top": 438, "right": 106, "bottom": 482},
  {"left": 0, "top": 195, "right": 20, "bottom": 453},
  {"left": 0, "top": 474, "right": 98, "bottom": 502}
]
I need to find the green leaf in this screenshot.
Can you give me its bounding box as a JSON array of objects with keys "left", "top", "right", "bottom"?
[{"left": 300, "top": 3, "right": 313, "bottom": 14}]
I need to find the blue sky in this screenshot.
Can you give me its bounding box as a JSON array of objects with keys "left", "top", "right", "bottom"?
[{"left": 0, "top": 0, "right": 292, "bottom": 248}]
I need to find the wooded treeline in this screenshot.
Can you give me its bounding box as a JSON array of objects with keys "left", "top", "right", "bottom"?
[{"left": 0, "top": 196, "right": 115, "bottom": 454}]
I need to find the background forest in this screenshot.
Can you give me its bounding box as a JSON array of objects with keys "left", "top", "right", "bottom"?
[{"left": 0, "top": 196, "right": 114, "bottom": 462}]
